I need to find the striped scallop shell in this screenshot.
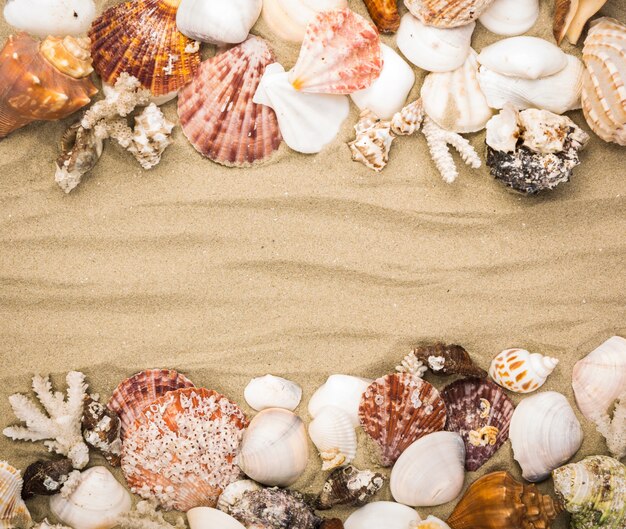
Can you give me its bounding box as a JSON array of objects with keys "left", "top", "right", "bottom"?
[
  {"left": 121, "top": 387, "right": 248, "bottom": 511},
  {"left": 0, "top": 461, "right": 31, "bottom": 529},
  {"left": 108, "top": 369, "right": 195, "bottom": 438},
  {"left": 308, "top": 406, "right": 357, "bottom": 470},
  {"left": 89, "top": 0, "right": 200, "bottom": 98},
  {"left": 358, "top": 373, "right": 447, "bottom": 466},
  {"left": 178, "top": 36, "right": 282, "bottom": 166},
  {"left": 405, "top": 0, "right": 497, "bottom": 28},
  {"left": 489, "top": 349, "right": 559, "bottom": 394}
]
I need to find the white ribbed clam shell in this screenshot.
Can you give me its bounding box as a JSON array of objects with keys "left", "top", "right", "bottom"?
[
  {"left": 187, "top": 507, "right": 246, "bottom": 529},
  {"left": 308, "top": 406, "right": 357, "bottom": 470},
  {"left": 308, "top": 374, "right": 372, "bottom": 426},
  {"left": 0, "top": 462, "right": 31, "bottom": 529},
  {"left": 244, "top": 374, "right": 302, "bottom": 411},
  {"left": 344, "top": 501, "right": 421, "bottom": 529},
  {"left": 478, "top": 0, "right": 539, "bottom": 36},
  {"left": 217, "top": 480, "right": 263, "bottom": 514},
  {"left": 489, "top": 348, "right": 559, "bottom": 393},
  {"left": 3, "top": 0, "right": 96, "bottom": 38}
]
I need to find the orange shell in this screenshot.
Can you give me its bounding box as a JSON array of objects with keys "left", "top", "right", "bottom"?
[
  {"left": 40, "top": 36, "right": 93, "bottom": 79},
  {"left": 89, "top": 0, "right": 200, "bottom": 97},
  {"left": 364, "top": 0, "right": 400, "bottom": 33}
]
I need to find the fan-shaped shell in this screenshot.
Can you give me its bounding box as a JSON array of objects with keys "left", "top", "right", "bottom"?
[
  {"left": 108, "top": 369, "right": 195, "bottom": 438},
  {"left": 345, "top": 501, "right": 421, "bottom": 529},
  {"left": 0, "top": 461, "right": 31, "bottom": 529},
  {"left": 187, "top": 507, "right": 245, "bottom": 529},
  {"left": 121, "top": 387, "right": 248, "bottom": 511},
  {"left": 404, "top": 0, "right": 497, "bottom": 28},
  {"left": 3, "top": 0, "right": 97, "bottom": 38},
  {"left": 315, "top": 466, "right": 384, "bottom": 510},
  {"left": 478, "top": 0, "right": 539, "bottom": 36},
  {"left": 489, "top": 349, "right": 559, "bottom": 393},
  {"left": 309, "top": 375, "right": 372, "bottom": 426},
  {"left": 363, "top": 0, "right": 400, "bottom": 33},
  {"left": 359, "top": 373, "right": 447, "bottom": 466},
  {"left": 88, "top": 0, "right": 200, "bottom": 99},
  {"left": 441, "top": 378, "right": 514, "bottom": 471},
  {"left": 308, "top": 405, "right": 357, "bottom": 470}
]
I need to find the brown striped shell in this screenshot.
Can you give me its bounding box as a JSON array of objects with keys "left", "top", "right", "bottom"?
[
  {"left": 178, "top": 36, "right": 282, "bottom": 166},
  {"left": 358, "top": 373, "right": 447, "bottom": 466},
  {"left": 363, "top": 0, "right": 400, "bottom": 33},
  {"left": 404, "top": 0, "right": 497, "bottom": 28}
]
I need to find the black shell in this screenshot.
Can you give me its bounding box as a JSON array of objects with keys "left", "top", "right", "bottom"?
[
  {"left": 22, "top": 459, "right": 74, "bottom": 499},
  {"left": 82, "top": 395, "right": 122, "bottom": 465},
  {"left": 412, "top": 343, "right": 487, "bottom": 378}
]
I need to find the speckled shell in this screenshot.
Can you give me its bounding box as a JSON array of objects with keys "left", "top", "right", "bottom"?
[
  {"left": 359, "top": 373, "right": 447, "bottom": 466},
  {"left": 364, "top": 0, "right": 400, "bottom": 33},
  {"left": 178, "top": 36, "right": 282, "bottom": 167},
  {"left": 489, "top": 349, "right": 559, "bottom": 394},
  {"left": 89, "top": 0, "right": 200, "bottom": 98},
  {"left": 411, "top": 343, "right": 487, "bottom": 377},
  {"left": 0, "top": 34, "right": 96, "bottom": 139},
  {"left": 404, "top": 0, "right": 497, "bottom": 28},
  {"left": 315, "top": 466, "right": 384, "bottom": 510},
  {"left": 22, "top": 459, "right": 74, "bottom": 499},
  {"left": 82, "top": 395, "right": 122, "bottom": 465},
  {"left": 0, "top": 461, "right": 31, "bottom": 529},
  {"left": 121, "top": 387, "right": 248, "bottom": 511}
]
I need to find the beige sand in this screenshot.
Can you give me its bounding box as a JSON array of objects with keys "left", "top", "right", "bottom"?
[{"left": 0, "top": 0, "right": 625, "bottom": 526}]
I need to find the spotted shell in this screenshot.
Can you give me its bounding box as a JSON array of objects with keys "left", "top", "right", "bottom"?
[
  {"left": 489, "top": 349, "right": 559, "bottom": 394},
  {"left": 0, "top": 461, "right": 32, "bottom": 529},
  {"left": 404, "top": 0, "right": 497, "bottom": 28},
  {"left": 315, "top": 466, "right": 385, "bottom": 510}
]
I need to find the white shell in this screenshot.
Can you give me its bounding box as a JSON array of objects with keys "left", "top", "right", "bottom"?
[
  {"left": 308, "top": 405, "right": 357, "bottom": 470},
  {"left": 217, "top": 480, "right": 263, "bottom": 514},
  {"left": 390, "top": 431, "right": 466, "bottom": 507},
  {"left": 509, "top": 391, "right": 583, "bottom": 482},
  {"left": 413, "top": 516, "right": 452, "bottom": 529},
  {"left": 3, "top": 0, "right": 96, "bottom": 38},
  {"left": 253, "top": 63, "right": 350, "bottom": 154},
  {"left": 176, "top": 0, "right": 262, "bottom": 44},
  {"left": 421, "top": 50, "right": 493, "bottom": 133},
  {"left": 244, "top": 375, "right": 302, "bottom": 411},
  {"left": 478, "top": 0, "right": 539, "bottom": 36},
  {"left": 351, "top": 44, "right": 415, "bottom": 119},
  {"left": 308, "top": 374, "right": 372, "bottom": 427},
  {"left": 489, "top": 348, "right": 559, "bottom": 394},
  {"left": 187, "top": 507, "right": 246, "bottom": 529},
  {"left": 478, "top": 54, "right": 584, "bottom": 114},
  {"left": 237, "top": 408, "right": 309, "bottom": 487},
  {"left": 485, "top": 104, "right": 519, "bottom": 152},
  {"left": 572, "top": 336, "right": 626, "bottom": 421},
  {"left": 396, "top": 13, "right": 474, "bottom": 73},
  {"left": 477, "top": 37, "right": 567, "bottom": 80},
  {"left": 49, "top": 467, "right": 132, "bottom": 529},
  {"left": 344, "top": 501, "right": 421, "bottom": 529}
]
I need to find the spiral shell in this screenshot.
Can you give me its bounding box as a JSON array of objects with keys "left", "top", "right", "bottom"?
[
  {"left": 315, "top": 466, "right": 384, "bottom": 510},
  {"left": 0, "top": 461, "right": 31, "bottom": 529},
  {"left": 489, "top": 349, "right": 559, "bottom": 394}
]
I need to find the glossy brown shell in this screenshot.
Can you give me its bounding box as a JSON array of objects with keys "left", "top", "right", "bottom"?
[
  {"left": 412, "top": 343, "right": 487, "bottom": 377},
  {"left": 363, "top": 0, "right": 400, "bottom": 33}
]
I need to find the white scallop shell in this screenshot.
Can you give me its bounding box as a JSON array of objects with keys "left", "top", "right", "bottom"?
[
  {"left": 216, "top": 480, "right": 263, "bottom": 514},
  {"left": 308, "top": 374, "right": 373, "bottom": 426},
  {"left": 421, "top": 50, "right": 493, "bottom": 133},
  {"left": 0, "top": 462, "right": 31, "bottom": 529},
  {"left": 390, "top": 431, "right": 466, "bottom": 507},
  {"left": 308, "top": 406, "right": 357, "bottom": 470},
  {"left": 244, "top": 375, "right": 302, "bottom": 411},
  {"left": 489, "top": 348, "right": 559, "bottom": 394},
  {"left": 3, "top": 0, "right": 96, "bottom": 38},
  {"left": 344, "top": 501, "right": 421, "bottom": 529},
  {"left": 396, "top": 13, "right": 474, "bottom": 73},
  {"left": 509, "top": 391, "right": 583, "bottom": 482},
  {"left": 187, "top": 507, "right": 246, "bottom": 529},
  {"left": 49, "top": 467, "right": 131, "bottom": 529},
  {"left": 478, "top": 0, "right": 539, "bottom": 36},
  {"left": 237, "top": 408, "right": 309, "bottom": 487},
  {"left": 572, "top": 336, "right": 626, "bottom": 421}
]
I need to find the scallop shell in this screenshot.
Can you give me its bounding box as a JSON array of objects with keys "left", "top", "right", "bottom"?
[
  {"left": 410, "top": 343, "right": 487, "bottom": 377},
  {"left": 22, "top": 459, "right": 74, "bottom": 499},
  {"left": 489, "top": 349, "right": 559, "bottom": 394},
  {"left": 315, "top": 465, "right": 384, "bottom": 510},
  {"left": 309, "top": 375, "right": 372, "bottom": 426},
  {"left": 237, "top": 408, "right": 308, "bottom": 487},
  {"left": 359, "top": 373, "right": 447, "bottom": 466},
  {"left": 421, "top": 50, "right": 493, "bottom": 133},
  {"left": 3, "top": 0, "right": 96, "bottom": 38},
  {"left": 0, "top": 34, "right": 96, "bottom": 139},
  {"left": 187, "top": 507, "right": 246, "bottom": 529},
  {"left": 509, "top": 391, "right": 583, "bottom": 482},
  {"left": 308, "top": 406, "right": 357, "bottom": 470},
  {"left": 478, "top": 0, "right": 539, "bottom": 36},
  {"left": 572, "top": 335, "right": 626, "bottom": 420},
  {"left": 108, "top": 368, "right": 195, "bottom": 438},
  {"left": 289, "top": 8, "right": 383, "bottom": 94},
  {"left": 50, "top": 467, "right": 132, "bottom": 529},
  {"left": 554, "top": 0, "right": 608, "bottom": 45},
  {"left": 344, "top": 501, "right": 421, "bottom": 529},
  {"left": 121, "top": 387, "right": 248, "bottom": 511},
  {"left": 441, "top": 378, "right": 514, "bottom": 471},
  {"left": 404, "top": 0, "right": 497, "bottom": 28},
  {"left": 244, "top": 374, "right": 302, "bottom": 411},
  {"left": 88, "top": 0, "right": 201, "bottom": 99},
  {"left": 0, "top": 461, "right": 31, "bottom": 529},
  {"left": 581, "top": 18, "right": 626, "bottom": 146},
  {"left": 363, "top": 0, "right": 400, "bottom": 33},
  {"left": 390, "top": 431, "right": 466, "bottom": 507},
  {"left": 178, "top": 36, "right": 282, "bottom": 166},
  {"left": 217, "top": 480, "right": 263, "bottom": 514}
]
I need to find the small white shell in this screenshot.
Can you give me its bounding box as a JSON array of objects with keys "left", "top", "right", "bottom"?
[
  {"left": 396, "top": 13, "right": 474, "bottom": 73},
  {"left": 485, "top": 104, "right": 519, "bottom": 152},
  {"left": 390, "top": 431, "right": 466, "bottom": 507},
  {"left": 187, "top": 507, "right": 246, "bottom": 529},
  {"left": 0, "top": 462, "right": 31, "bottom": 529},
  {"left": 308, "top": 406, "right": 357, "bottom": 470},
  {"left": 3, "top": 0, "right": 96, "bottom": 38},
  {"left": 244, "top": 375, "right": 302, "bottom": 411},
  {"left": 489, "top": 348, "right": 559, "bottom": 393},
  {"left": 413, "top": 516, "right": 452, "bottom": 529},
  {"left": 238, "top": 408, "right": 309, "bottom": 487},
  {"left": 217, "top": 480, "right": 263, "bottom": 514},
  {"left": 478, "top": 0, "right": 539, "bottom": 36},
  {"left": 344, "top": 501, "right": 421, "bottom": 529},
  {"left": 308, "top": 374, "right": 373, "bottom": 427},
  {"left": 49, "top": 467, "right": 131, "bottom": 529}
]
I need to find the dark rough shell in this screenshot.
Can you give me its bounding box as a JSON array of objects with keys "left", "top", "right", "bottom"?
[
  {"left": 320, "top": 520, "right": 344, "bottom": 529},
  {"left": 315, "top": 466, "right": 384, "bottom": 510},
  {"left": 22, "top": 459, "right": 74, "bottom": 499},
  {"left": 82, "top": 395, "right": 122, "bottom": 465},
  {"left": 412, "top": 343, "right": 487, "bottom": 377}
]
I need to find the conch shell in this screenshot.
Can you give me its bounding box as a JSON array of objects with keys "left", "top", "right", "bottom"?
[
  {"left": 553, "top": 0, "right": 608, "bottom": 45},
  {"left": 0, "top": 461, "right": 32, "bottom": 529},
  {"left": 489, "top": 348, "right": 559, "bottom": 393}
]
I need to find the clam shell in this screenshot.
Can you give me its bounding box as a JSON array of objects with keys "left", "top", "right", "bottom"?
[
  {"left": 244, "top": 374, "right": 302, "bottom": 411},
  {"left": 315, "top": 465, "right": 384, "bottom": 510},
  {"left": 238, "top": 408, "right": 308, "bottom": 487},
  {"left": 410, "top": 343, "right": 487, "bottom": 378},
  {"left": 216, "top": 480, "right": 263, "bottom": 514},
  {"left": 22, "top": 459, "right": 74, "bottom": 499},
  {"left": 344, "top": 501, "right": 421, "bottom": 529},
  {"left": 509, "top": 391, "right": 583, "bottom": 482},
  {"left": 441, "top": 378, "right": 514, "bottom": 471},
  {"left": 308, "top": 406, "right": 357, "bottom": 470},
  {"left": 187, "top": 507, "right": 245, "bottom": 529},
  {"left": 0, "top": 461, "right": 31, "bottom": 529},
  {"left": 3, "top": 0, "right": 96, "bottom": 38},
  {"left": 179, "top": 36, "right": 282, "bottom": 166},
  {"left": 121, "top": 387, "right": 248, "bottom": 511},
  {"left": 478, "top": 0, "right": 539, "bottom": 36},
  {"left": 359, "top": 373, "right": 447, "bottom": 466},
  {"left": 404, "top": 0, "right": 497, "bottom": 28},
  {"left": 390, "top": 431, "right": 466, "bottom": 507},
  {"left": 363, "top": 0, "right": 400, "bottom": 33},
  {"left": 50, "top": 467, "right": 131, "bottom": 529},
  {"left": 489, "top": 348, "right": 559, "bottom": 393},
  {"left": 308, "top": 375, "right": 372, "bottom": 426}
]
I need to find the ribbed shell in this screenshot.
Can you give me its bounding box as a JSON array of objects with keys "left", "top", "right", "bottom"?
[
  {"left": 581, "top": 17, "right": 626, "bottom": 146},
  {"left": 89, "top": 0, "right": 200, "bottom": 97},
  {"left": 441, "top": 378, "right": 514, "bottom": 471},
  {"left": 0, "top": 461, "right": 31, "bottom": 529},
  {"left": 358, "top": 373, "right": 447, "bottom": 466},
  {"left": 364, "top": 0, "right": 400, "bottom": 33},
  {"left": 405, "top": 0, "right": 497, "bottom": 28},
  {"left": 489, "top": 349, "right": 559, "bottom": 394},
  {"left": 178, "top": 36, "right": 282, "bottom": 166}
]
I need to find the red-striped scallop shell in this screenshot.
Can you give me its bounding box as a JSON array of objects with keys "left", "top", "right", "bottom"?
[
  {"left": 108, "top": 369, "right": 195, "bottom": 438},
  {"left": 121, "top": 387, "right": 248, "bottom": 511},
  {"left": 178, "top": 35, "right": 282, "bottom": 166},
  {"left": 358, "top": 373, "right": 447, "bottom": 466},
  {"left": 441, "top": 377, "right": 515, "bottom": 471}
]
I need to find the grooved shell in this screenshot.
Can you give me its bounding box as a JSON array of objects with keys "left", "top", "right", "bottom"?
[
  {"left": 345, "top": 501, "right": 421, "bottom": 529},
  {"left": 489, "top": 349, "right": 559, "bottom": 394},
  {"left": 363, "top": 0, "right": 400, "bottom": 33},
  {"left": 309, "top": 375, "right": 372, "bottom": 426},
  {"left": 0, "top": 461, "right": 31, "bottom": 529},
  {"left": 478, "top": 0, "right": 539, "bottom": 36},
  {"left": 308, "top": 406, "right": 357, "bottom": 470},
  {"left": 404, "top": 0, "right": 497, "bottom": 28},
  {"left": 315, "top": 466, "right": 384, "bottom": 510}
]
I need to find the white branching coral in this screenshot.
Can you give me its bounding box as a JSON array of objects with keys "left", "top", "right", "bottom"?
[
  {"left": 396, "top": 351, "right": 428, "bottom": 378},
  {"left": 117, "top": 501, "right": 186, "bottom": 529},
  {"left": 3, "top": 371, "right": 90, "bottom": 469},
  {"left": 592, "top": 392, "right": 626, "bottom": 459}
]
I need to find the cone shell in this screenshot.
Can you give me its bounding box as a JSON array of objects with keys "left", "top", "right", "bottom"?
[
  {"left": 0, "top": 461, "right": 31, "bottom": 529},
  {"left": 581, "top": 18, "right": 626, "bottom": 146},
  {"left": 446, "top": 471, "right": 561, "bottom": 529},
  {"left": 88, "top": 0, "right": 200, "bottom": 98},
  {"left": 364, "top": 0, "right": 400, "bottom": 33},
  {"left": 0, "top": 34, "right": 96, "bottom": 139},
  {"left": 315, "top": 466, "right": 384, "bottom": 510},
  {"left": 411, "top": 343, "right": 487, "bottom": 378},
  {"left": 441, "top": 378, "right": 514, "bottom": 471},
  {"left": 178, "top": 36, "right": 282, "bottom": 166},
  {"left": 308, "top": 406, "right": 357, "bottom": 470},
  {"left": 289, "top": 8, "right": 383, "bottom": 94},
  {"left": 358, "top": 373, "right": 447, "bottom": 466},
  {"left": 121, "top": 387, "right": 248, "bottom": 511},
  {"left": 108, "top": 369, "right": 195, "bottom": 438},
  {"left": 489, "top": 349, "right": 559, "bottom": 394},
  {"left": 404, "top": 0, "right": 498, "bottom": 28}
]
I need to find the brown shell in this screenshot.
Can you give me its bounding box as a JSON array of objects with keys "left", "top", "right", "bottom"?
[
  {"left": 404, "top": 0, "right": 497, "bottom": 28},
  {"left": 553, "top": 0, "right": 608, "bottom": 45},
  {"left": 89, "top": 0, "right": 200, "bottom": 98},
  {"left": 320, "top": 520, "right": 344, "bottom": 529},
  {"left": 315, "top": 465, "right": 384, "bottom": 510},
  {"left": 22, "top": 459, "right": 74, "bottom": 500},
  {"left": 358, "top": 373, "right": 447, "bottom": 466},
  {"left": 82, "top": 395, "right": 122, "bottom": 465},
  {"left": 447, "top": 471, "right": 561, "bottom": 529},
  {"left": 412, "top": 343, "right": 487, "bottom": 377},
  {"left": 363, "top": 0, "right": 400, "bottom": 33},
  {"left": 178, "top": 36, "right": 282, "bottom": 166},
  {"left": 40, "top": 36, "right": 93, "bottom": 78},
  {"left": 0, "top": 33, "right": 97, "bottom": 139}
]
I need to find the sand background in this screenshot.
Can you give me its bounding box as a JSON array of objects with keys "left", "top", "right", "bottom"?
[{"left": 0, "top": 0, "right": 625, "bottom": 526}]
